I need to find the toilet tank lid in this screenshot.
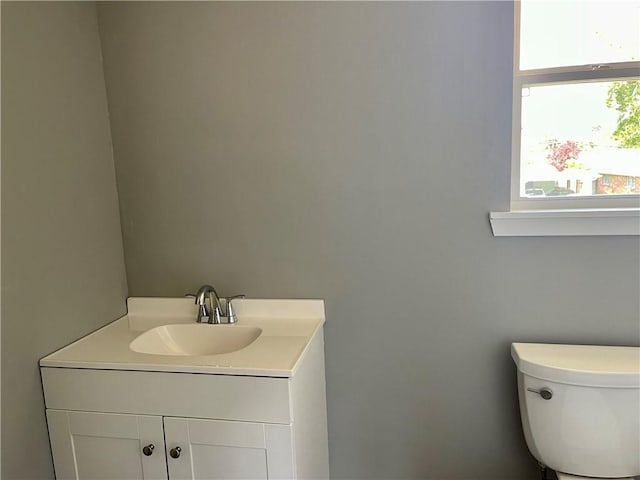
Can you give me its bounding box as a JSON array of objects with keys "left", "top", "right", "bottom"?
[{"left": 511, "top": 343, "right": 640, "bottom": 388}]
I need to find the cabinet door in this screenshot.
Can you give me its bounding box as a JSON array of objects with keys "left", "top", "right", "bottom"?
[
  {"left": 46, "top": 409, "right": 168, "bottom": 480},
  {"left": 164, "top": 417, "right": 294, "bottom": 480}
]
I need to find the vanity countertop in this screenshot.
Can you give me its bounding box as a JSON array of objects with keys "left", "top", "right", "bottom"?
[{"left": 40, "top": 297, "right": 325, "bottom": 377}]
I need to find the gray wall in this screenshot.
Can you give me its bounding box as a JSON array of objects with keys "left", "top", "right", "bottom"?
[
  {"left": 96, "top": 3, "right": 640, "bottom": 479},
  {"left": 1, "top": 3, "right": 128, "bottom": 478}
]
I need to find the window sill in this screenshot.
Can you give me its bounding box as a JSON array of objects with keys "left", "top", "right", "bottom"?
[{"left": 489, "top": 208, "right": 640, "bottom": 237}]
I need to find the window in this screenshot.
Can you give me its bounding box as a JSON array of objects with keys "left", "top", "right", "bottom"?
[
  {"left": 491, "top": 0, "right": 640, "bottom": 236},
  {"left": 627, "top": 176, "right": 636, "bottom": 189}
]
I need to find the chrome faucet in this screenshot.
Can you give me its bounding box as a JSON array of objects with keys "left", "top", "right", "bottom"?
[
  {"left": 194, "top": 285, "right": 244, "bottom": 324},
  {"left": 195, "top": 284, "right": 222, "bottom": 324}
]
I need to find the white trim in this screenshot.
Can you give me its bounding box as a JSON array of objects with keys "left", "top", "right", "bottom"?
[
  {"left": 489, "top": 208, "right": 640, "bottom": 237},
  {"left": 517, "top": 67, "right": 640, "bottom": 85},
  {"left": 518, "top": 62, "right": 640, "bottom": 78},
  {"left": 511, "top": 194, "right": 640, "bottom": 212}
]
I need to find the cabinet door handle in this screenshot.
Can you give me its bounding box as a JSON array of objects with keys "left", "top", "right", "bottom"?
[
  {"left": 142, "top": 444, "right": 155, "bottom": 456},
  {"left": 169, "top": 446, "right": 182, "bottom": 459}
]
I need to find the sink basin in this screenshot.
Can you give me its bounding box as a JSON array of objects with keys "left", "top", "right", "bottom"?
[{"left": 129, "top": 324, "right": 262, "bottom": 356}]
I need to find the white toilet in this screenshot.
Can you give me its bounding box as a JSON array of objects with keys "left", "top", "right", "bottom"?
[{"left": 511, "top": 343, "right": 640, "bottom": 480}]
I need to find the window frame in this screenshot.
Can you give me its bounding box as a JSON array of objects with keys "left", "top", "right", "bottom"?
[
  {"left": 627, "top": 176, "right": 636, "bottom": 189},
  {"left": 490, "top": 1, "right": 640, "bottom": 236},
  {"left": 510, "top": 0, "right": 640, "bottom": 212}
]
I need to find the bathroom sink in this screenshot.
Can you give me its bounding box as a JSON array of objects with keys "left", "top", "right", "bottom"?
[
  {"left": 129, "top": 324, "right": 262, "bottom": 356},
  {"left": 41, "top": 297, "right": 326, "bottom": 376}
]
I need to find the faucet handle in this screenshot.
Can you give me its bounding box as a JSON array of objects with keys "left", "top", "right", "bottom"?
[{"left": 226, "top": 295, "right": 245, "bottom": 324}]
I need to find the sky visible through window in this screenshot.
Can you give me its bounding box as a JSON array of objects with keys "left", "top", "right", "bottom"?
[
  {"left": 520, "top": 0, "right": 640, "bottom": 69},
  {"left": 519, "top": 0, "right": 640, "bottom": 197}
]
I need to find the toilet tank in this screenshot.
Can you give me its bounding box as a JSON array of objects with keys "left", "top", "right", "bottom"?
[{"left": 511, "top": 343, "right": 640, "bottom": 479}]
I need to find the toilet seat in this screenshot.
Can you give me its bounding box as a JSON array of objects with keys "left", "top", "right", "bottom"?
[{"left": 556, "top": 472, "right": 635, "bottom": 480}]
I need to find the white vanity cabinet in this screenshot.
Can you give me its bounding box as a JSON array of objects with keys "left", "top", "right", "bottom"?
[
  {"left": 46, "top": 410, "right": 167, "bottom": 480},
  {"left": 46, "top": 410, "right": 294, "bottom": 480},
  {"left": 164, "top": 417, "right": 294, "bottom": 480},
  {"left": 40, "top": 298, "right": 329, "bottom": 480}
]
